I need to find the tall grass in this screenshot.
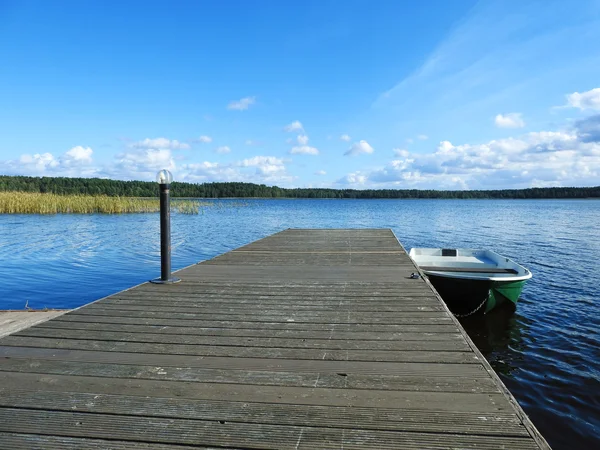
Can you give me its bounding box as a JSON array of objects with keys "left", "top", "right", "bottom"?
[{"left": 0, "top": 192, "right": 221, "bottom": 214}]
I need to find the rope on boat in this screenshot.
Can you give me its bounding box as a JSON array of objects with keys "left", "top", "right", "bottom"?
[{"left": 453, "top": 295, "right": 488, "bottom": 318}]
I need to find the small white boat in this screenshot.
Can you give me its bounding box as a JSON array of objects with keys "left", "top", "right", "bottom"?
[{"left": 408, "top": 248, "right": 532, "bottom": 316}]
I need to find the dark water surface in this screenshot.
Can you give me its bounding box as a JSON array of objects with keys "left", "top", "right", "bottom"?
[{"left": 0, "top": 199, "right": 598, "bottom": 448}]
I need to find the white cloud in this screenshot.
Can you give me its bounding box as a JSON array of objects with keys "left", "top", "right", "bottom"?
[
  {"left": 282, "top": 131, "right": 319, "bottom": 155},
  {"left": 297, "top": 134, "right": 309, "bottom": 145},
  {"left": 1, "top": 145, "right": 298, "bottom": 185},
  {"left": 227, "top": 96, "right": 256, "bottom": 111},
  {"left": 284, "top": 120, "right": 304, "bottom": 132},
  {"left": 178, "top": 156, "right": 295, "bottom": 185},
  {"left": 186, "top": 161, "right": 219, "bottom": 170},
  {"left": 151, "top": 153, "right": 295, "bottom": 185},
  {"left": 216, "top": 146, "right": 231, "bottom": 154},
  {"left": 63, "top": 146, "right": 93, "bottom": 164},
  {"left": 344, "top": 140, "right": 374, "bottom": 156},
  {"left": 130, "top": 137, "right": 190, "bottom": 150},
  {"left": 338, "top": 172, "right": 367, "bottom": 185},
  {"left": 3, "top": 146, "right": 97, "bottom": 177},
  {"left": 240, "top": 156, "right": 285, "bottom": 167},
  {"left": 4, "top": 112, "right": 598, "bottom": 190},
  {"left": 290, "top": 145, "right": 319, "bottom": 155},
  {"left": 566, "top": 88, "right": 600, "bottom": 110},
  {"left": 196, "top": 135, "right": 212, "bottom": 143},
  {"left": 340, "top": 123, "right": 600, "bottom": 189},
  {"left": 417, "top": 134, "right": 429, "bottom": 140},
  {"left": 178, "top": 161, "right": 238, "bottom": 184},
  {"left": 18, "top": 153, "right": 59, "bottom": 171},
  {"left": 110, "top": 148, "right": 177, "bottom": 180},
  {"left": 340, "top": 134, "right": 351, "bottom": 142},
  {"left": 495, "top": 113, "right": 525, "bottom": 128},
  {"left": 238, "top": 156, "right": 289, "bottom": 177},
  {"left": 393, "top": 148, "right": 410, "bottom": 158},
  {"left": 436, "top": 140, "right": 455, "bottom": 154}
]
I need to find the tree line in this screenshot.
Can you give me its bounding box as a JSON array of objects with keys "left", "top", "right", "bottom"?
[{"left": 1, "top": 175, "right": 599, "bottom": 199}]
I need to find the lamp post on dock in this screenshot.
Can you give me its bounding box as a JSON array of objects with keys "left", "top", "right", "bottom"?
[{"left": 150, "top": 169, "right": 181, "bottom": 284}]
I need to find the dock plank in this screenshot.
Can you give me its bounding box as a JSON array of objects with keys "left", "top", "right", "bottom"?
[
  {"left": 0, "top": 335, "right": 479, "bottom": 362},
  {"left": 0, "top": 371, "right": 510, "bottom": 411},
  {"left": 11, "top": 327, "right": 469, "bottom": 351},
  {"left": 0, "top": 347, "right": 486, "bottom": 375},
  {"left": 0, "top": 228, "right": 548, "bottom": 449},
  {"left": 0, "top": 433, "right": 201, "bottom": 450},
  {"left": 97, "top": 298, "right": 445, "bottom": 311},
  {"left": 0, "top": 390, "right": 529, "bottom": 436},
  {"left": 0, "top": 359, "right": 498, "bottom": 393},
  {"left": 0, "top": 408, "right": 540, "bottom": 449},
  {"left": 46, "top": 314, "right": 460, "bottom": 331},
  {"left": 33, "top": 320, "right": 464, "bottom": 340}
]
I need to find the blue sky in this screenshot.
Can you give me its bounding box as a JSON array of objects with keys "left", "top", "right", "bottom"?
[{"left": 2, "top": 0, "right": 600, "bottom": 189}]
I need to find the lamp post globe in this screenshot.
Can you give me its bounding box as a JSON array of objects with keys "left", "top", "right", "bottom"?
[{"left": 156, "top": 169, "right": 173, "bottom": 185}]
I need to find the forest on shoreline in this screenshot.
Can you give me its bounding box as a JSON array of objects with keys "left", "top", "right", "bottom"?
[{"left": 1, "top": 175, "right": 599, "bottom": 199}]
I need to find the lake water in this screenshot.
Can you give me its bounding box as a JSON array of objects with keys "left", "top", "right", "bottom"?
[{"left": 0, "top": 199, "right": 598, "bottom": 449}]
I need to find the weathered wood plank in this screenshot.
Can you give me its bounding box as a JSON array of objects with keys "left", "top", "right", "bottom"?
[
  {"left": 80, "top": 303, "right": 444, "bottom": 315},
  {"left": 12, "top": 327, "right": 469, "bottom": 351},
  {"left": 243, "top": 243, "right": 405, "bottom": 249},
  {"left": 116, "top": 292, "right": 438, "bottom": 300},
  {"left": 135, "top": 279, "right": 420, "bottom": 286},
  {"left": 133, "top": 279, "right": 428, "bottom": 286},
  {"left": 51, "top": 314, "right": 460, "bottom": 332},
  {"left": 0, "top": 408, "right": 540, "bottom": 449},
  {"left": 0, "top": 433, "right": 202, "bottom": 450},
  {"left": 0, "top": 359, "right": 498, "bottom": 393},
  {"left": 0, "top": 372, "right": 510, "bottom": 411},
  {"left": 34, "top": 321, "right": 464, "bottom": 340},
  {"left": 205, "top": 254, "right": 413, "bottom": 265},
  {"left": 127, "top": 286, "right": 436, "bottom": 297},
  {"left": 100, "top": 298, "right": 444, "bottom": 312},
  {"left": 168, "top": 264, "right": 422, "bottom": 282},
  {"left": 67, "top": 308, "right": 452, "bottom": 324},
  {"left": 0, "top": 390, "right": 530, "bottom": 437},
  {"left": 0, "top": 336, "right": 479, "bottom": 362},
  {"left": 0, "top": 347, "right": 486, "bottom": 376},
  {"left": 77, "top": 306, "right": 448, "bottom": 321},
  {"left": 104, "top": 298, "right": 442, "bottom": 309}
]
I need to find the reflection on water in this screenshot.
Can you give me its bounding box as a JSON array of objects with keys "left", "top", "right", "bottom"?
[
  {"left": 460, "top": 304, "right": 527, "bottom": 377},
  {"left": 0, "top": 199, "right": 599, "bottom": 449}
]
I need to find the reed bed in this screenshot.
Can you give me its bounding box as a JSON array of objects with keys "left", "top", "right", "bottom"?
[{"left": 0, "top": 192, "right": 228, "bottom": 214}]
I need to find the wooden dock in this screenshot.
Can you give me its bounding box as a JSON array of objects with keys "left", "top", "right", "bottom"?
[{"left": 0, "top": 229, "right": 549, "bottom": 449}]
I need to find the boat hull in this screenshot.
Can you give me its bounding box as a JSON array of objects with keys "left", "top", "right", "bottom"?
[{"left": 427, "top": 274, "right": 526, "bottom": 315}]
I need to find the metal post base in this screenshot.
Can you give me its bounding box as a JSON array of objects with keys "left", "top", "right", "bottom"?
[{"left": 150, "top": 277, "right": 181, "bottom": 284}]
